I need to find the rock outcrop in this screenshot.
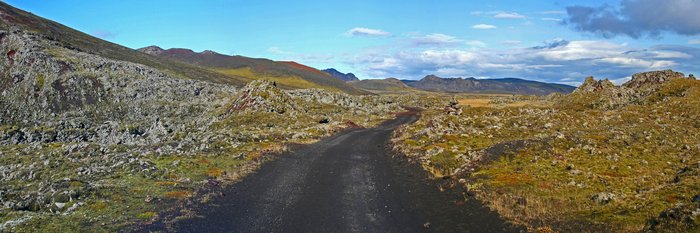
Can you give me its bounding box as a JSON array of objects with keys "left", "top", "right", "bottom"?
[
  {"left": 136, "top": 45, "right": 165, "bottom": 56},
  {"left": 622, "top": 70, "right": 687, "bottom": 89},
  {"left": 229, "top": 80, "right": 296, "bottom": 114},
  {"left": 574, "top": 76, "right": 616, "bottom": 93},
  {"left": 565, "top": 70, "right": 694, "bottom": 109}
]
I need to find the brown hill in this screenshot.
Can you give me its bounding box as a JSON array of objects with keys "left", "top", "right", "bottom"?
[{"left": 137, "top": 46, "right": 369, "bottom": 95}]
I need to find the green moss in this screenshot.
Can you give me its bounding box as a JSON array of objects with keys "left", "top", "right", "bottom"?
[{"left": 36, "top": 74, "right": 45, "bottom": 90}]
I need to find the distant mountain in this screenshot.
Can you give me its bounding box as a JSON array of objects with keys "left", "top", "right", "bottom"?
[
  {"left": 403, "top": 75, "right": 575, "bottom": 95},
  {"left": 322, "top": 68, "right": 359, "bottom": 82},
  {"left": 137, "top": 46, "right": 368, "bottom": 95},
  {"left": 349, "top": 78, "right": 416, "bottom": 93}
]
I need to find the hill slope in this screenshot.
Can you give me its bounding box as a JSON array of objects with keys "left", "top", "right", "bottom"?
[
  {"left": 404, "top": 75, "right": 575, "bottom": 95},
  {"left": 349, "top": 78, "right": 417, "bottom": 93},
  {"left": 137, "top": 46, "right": 368, "bottom": 95},
  {"left": 322, "top": 68, "right": 359, "bottom": 82},
  {"left": 0, "top": 2, "right": 245, "bottom": 86}
]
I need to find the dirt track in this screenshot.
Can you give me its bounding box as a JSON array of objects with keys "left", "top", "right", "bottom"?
[{"left": 151, "top": 112, "right": 521, "bottom": 233}]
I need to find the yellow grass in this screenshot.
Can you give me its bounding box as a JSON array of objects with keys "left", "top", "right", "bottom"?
[
  {"left": 212, "top": 67, "right": 341, "bottom": 92},
  {"left": 458, "top": 97, "right": 549, "bottom": 108},
  {"left": 458, "top": 98, "right": 493, "bottom": 107}
]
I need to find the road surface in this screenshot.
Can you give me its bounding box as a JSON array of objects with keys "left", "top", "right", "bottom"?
[{"left": 151, "top": 112, "right": 521, "bottom": 233}]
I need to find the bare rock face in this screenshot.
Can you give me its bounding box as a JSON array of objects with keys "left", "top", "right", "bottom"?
[
  {"left": 622, "top": 69, "right": 687, "bottom": 89},
  {"left": 136, "top": 45, "right": 165, "bottom": 56},
  {"left": 574, "top": 76, "right": 616, "bottom": 93}
]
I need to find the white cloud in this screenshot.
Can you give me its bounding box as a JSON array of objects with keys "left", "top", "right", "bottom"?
[
  {"left": 493, "top": 12, "right": 526, "bottom": 19},
  {"left": 689, "top": 39, "right": 700, "bottom": 44},
  {"left": 595, "top": 57, "right": 676, "bottom": 68},
  {"left": 419, "top": 49, "right": 478, "bottom": 66},
  {"left": 345, "top": 27, "right": 391, "bottom": 37},
  {"left": 267, "top": 46, "right": 291, "bottom": 54},
  {"left": 466, "top": 40, "right": 487, "bottom": 47},
  {"left": 472, "top": 24, "right": 497, "bottom": 29},
  {"left": 541, "top": 18, "right": 562, "bottom": 21},
  {"left": 534, "top": 40, "right": 621, "bottom": 61},
  {"left": 435, "top": 68, "right": 470, "bottom": 76},
  {"left": 412, "top": 33, "right": 462, "bottom": 46},
  {"left": 502, "top": 40, "right": 522, "bottom": 46},
  {"left": 649, "top": 51, "right": 692, "bottom": 59}
]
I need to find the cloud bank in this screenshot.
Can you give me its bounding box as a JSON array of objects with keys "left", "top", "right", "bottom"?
[
  {"left": 348, "top": 39, "right": 697, "bottom": 85},
  {"left": 564, "top": 0, "right": 700, "bottom": 38}
]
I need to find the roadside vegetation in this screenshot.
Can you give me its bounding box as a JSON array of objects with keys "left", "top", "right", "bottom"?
[{"left": 392, "top": 70, "right": 700, "bottom": 232}]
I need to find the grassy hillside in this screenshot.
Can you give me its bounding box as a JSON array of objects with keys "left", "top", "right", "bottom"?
[
  {"left": 213, "top": 67, "right": 342, "bottom": 92},
  {"left": 138, "top": 46, "right": 369, "bottom": 95},
  {"left": 349, "top": 78, "right": 418, "bottom": 94}
]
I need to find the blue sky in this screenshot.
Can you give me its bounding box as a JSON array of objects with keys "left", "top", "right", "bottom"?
[{"left": 6, "top": 0, "right": 700, "bottom": 84}]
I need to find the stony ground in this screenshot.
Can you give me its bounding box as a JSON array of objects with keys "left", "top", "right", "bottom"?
[
  {"left": 0, "top": 27, "right": 407, "bottom": 232},
  {"left": 392, "top": 70, "right": 700, "bottom": 232}
]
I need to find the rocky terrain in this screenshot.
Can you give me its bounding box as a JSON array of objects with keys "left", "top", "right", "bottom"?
[
  {"left": 392, "top": 70, "right": 700, "bottom": 232},
  {"left": 0, "top": 3, "right": 404, "bottom": 231},
  {"left": 403, "top": 74, "right": 576, "bottom": 95},
  {"left": 322, "top": 68, "right": 359, "bottom": 82}
]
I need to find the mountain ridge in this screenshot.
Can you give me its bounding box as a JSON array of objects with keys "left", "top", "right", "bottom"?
[
  {"left": 322, "top": 68, "right": 359, "bottom": 82},
  {"left": 401, "top": 74, "right": 575, "bottom": 95},
  {"left": 136, "top": 46, "right": 369, "bottom": 95}
]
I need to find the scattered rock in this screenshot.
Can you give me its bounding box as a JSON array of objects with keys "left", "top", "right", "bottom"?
[
  {"left": 444, "top": 97, "right": 462, "bottom": 115},
  {"left": 591, "top": 192, "right": 616, "bottom": 204}
]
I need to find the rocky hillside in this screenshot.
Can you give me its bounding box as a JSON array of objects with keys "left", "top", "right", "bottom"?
[
  {"left": 392, "top": 70, "right": 700, "bottom": 232},
  {"left": 0, "top": 2, "right": 404, "bottom": 231},
  {"left": 349, "top": 78, "right": 417, "bottom": 94},
  {"left": 136, "top": 46, "right": 368, "bottom": 95},
  {"left": 322, "top": 68, "right": 359, "bottom": 82},
  {"left": 0, "top": 2, "right": 242, "bottom": 86},
  {"left": 404, "top": 75, "right": 575, "bottom": 95}
]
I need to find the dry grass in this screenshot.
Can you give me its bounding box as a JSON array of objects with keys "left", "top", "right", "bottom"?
[
  {"left": 212, "top": 67, "right": 341, "bottom": 92},
  {"left": 458, "top": 96, "right": 549, "bottom": 108},
  {"left": 458, "top": 98, "right": 492, "bottom": 107}
]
